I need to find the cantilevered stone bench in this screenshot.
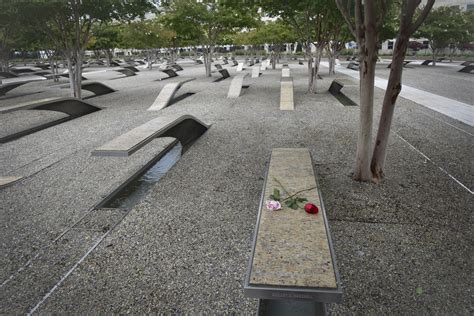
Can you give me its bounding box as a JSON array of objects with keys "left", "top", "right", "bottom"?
[
  {"left": 236, "top": 63, "right": 244, "bottom": 72},
  {"left": 0, "top": 97, "right": 100, "bottom": 116},
  {"left": 147, "top": 78, "right": 196, "bottom": 111},
  {"left": 421, "top": 60, "right": 433, "bottom": 66},
  {"left": 171, "top": 64, "right": 184, "bottom": 71},
  {"left": 214, "top": 69, "right": 230, "bottom": 82},
  {"left": 81, "top": 81, "right": 116, "bottom": 96},
  {"left": 461, "top": 61, "right": 473, "bottom": 66},
  {"left": 347, "top": 61, "right": 359, "bottom": 70},
  {"left": 214, "top": 64, "right": 223, "bottom": 70},
  {"left": 458, "top": 65, "right": 473, "bottom": 74},
  {"left": 244, "top": 148, "right": 342, "bottom": 312},
  {"left": 232, "top": 60, "right": 238, "bottom": 66},
  {"left": 387, "top": 60, "right": 412, "bottom": 68},
  {"left": 227, "top": 73, "right": 248, "bottom": 98},
  {"left": 92, "top": 114, "right": 210, "bottom": 157},
  {"left": 11, "top": 67, "right": 39, "bottom": 74},
  {"left": 158, "top": 68, "right": 179, "bottom": 80},
  {"left": 280, "top": 77, "right": 294, "bottom": 111},
  {"left": 281, "top": 68, "right": 290, "bottom": 77},
  {"left": 114, "top": 68, "right": 136, "bottom": 77},
  {"left": 0, "top": 72, "right": 19, "bottom": 78},
  {"left": 0, "top": 176, "right": 23, "bottom": 189},
  {"left": 0, "top": 76, "right": 46, "bottom": 96},
  {"left": 251, "top": 66, "right": 260, "bottom": 78},
  {"left": 196, "top": 60, "right": 203, "bottom": 64},
  {"left": 328, "top": 80, "right": 357, "bottom": 106},
  {"left": 123, "top": 65, "right": 139, "bottom": 72}
]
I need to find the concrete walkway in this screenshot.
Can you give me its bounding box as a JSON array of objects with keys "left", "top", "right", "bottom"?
[{"left": 321, "top": 62, "right": 474, "bottom": 126}]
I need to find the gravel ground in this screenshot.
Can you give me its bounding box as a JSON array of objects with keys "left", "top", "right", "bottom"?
[{"left": 0, "top": 59, "right": 472, "bottom": 314}]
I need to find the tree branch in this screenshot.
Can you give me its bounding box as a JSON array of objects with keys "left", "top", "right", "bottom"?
[
  {"left": 409, "top": 0, "right": 435, "bottom": 35},
  {"left": 335, "top": 0, "right": 356, "bottom": 38}
]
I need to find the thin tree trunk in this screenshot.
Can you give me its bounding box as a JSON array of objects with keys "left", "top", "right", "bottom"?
[
  {"left": 371, "top": 38, "right": 409, "bottom": 181},
  {"left": 75, "top": 52, "right": 83, "bottom": 99},
  {"left": 66, "top": 56, "right": 75, "bottom": 98},
  {"left": 306, "top": 44, "right": 316, "bottom": 93},
  {"left": 355, "top": 52, "right": 377, "bottom": 181},
  {"left": 203, "top": 46, "right": 212, "bottom": 77}
]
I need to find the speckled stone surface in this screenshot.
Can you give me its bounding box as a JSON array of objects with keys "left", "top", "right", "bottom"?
[
  {"left": 250, "top": 148, "right": 336, "bottom": 289},
  {"left": 280, "top": 78, "right": 294, "bottom": 110},
  {"left": 227, "top": 73, "right": 248, "bottom": 98}
]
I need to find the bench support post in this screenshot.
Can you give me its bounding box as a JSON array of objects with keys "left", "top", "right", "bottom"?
[{"left": 258, "top": 299, "right": 326, "bottom": 316}]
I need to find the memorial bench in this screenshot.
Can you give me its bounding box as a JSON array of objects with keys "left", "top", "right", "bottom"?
[
  {"left": 421, "top": 60, "right": 433, "bottom": 66},
  {"left": 244, "top": 148, "right": 342, "bottom": 315},
  {"left": 347, "top": 61, "right": 359, "bottom": 70},
  {"left": 0, "top": 72, "right": 19, "bottom": 78},
  {"left": 387, "top": 60, "right": 412, "bottom": 68},
  {"left": 328, "top": 80, "right": 357, "bottom": 106},
  {"left": 158, "top": 68, "right": 179, "bottom": 80},
  {"left": 123, "top": 65, "right": 139, "bottom": 73},
  {"left": 0, "top": 76, "right": 46, "bottom": 96},
  {"left": 227, "top": 73, "right": 248, "bottom": 98},
  {"left": 458, "top": 65, "right": 473, "bottom": 74},
  {"left": 280, "top": 77, "right": 294, "bottom": 111},
  {"left": 252, "top": 66, "right": 261, "bottom": 78},
  {"left": 114, "top": 68, "right": 137, "bottom": 78},
  {"left": 171, "top": 64, "right": 184, "bottom": 71},
  {"left": 214, "top": 69, "right": 230, "bottom": 82},
  {"left": 0, "top": 176, "right": 23, "bottom": 189},
  {"left": 0, "top": 97, "right": 101, "bottom": 116},
  {"left": 147, "top": 78, "right": 196, "bottom": 111},
  {"left": 460, "top": 61, "right": 473, "bottom": 66},
  {"left": 214, "top": 64, "right": 223, "bottom": 70},
  {"left": 92, "top": 114, "right": 210, "bottom": 157},
  {"left": 58, "top": 81, "right": 116, "bottom": 98}
]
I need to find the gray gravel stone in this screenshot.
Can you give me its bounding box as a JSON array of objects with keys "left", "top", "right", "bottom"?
[{"left": 0, "top": 59, "right": 472, "bottom": 314}]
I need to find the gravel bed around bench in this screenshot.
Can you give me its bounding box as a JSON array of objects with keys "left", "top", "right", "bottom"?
[{"left": 0, "top": 59, "right": 472, "bottom": 314}]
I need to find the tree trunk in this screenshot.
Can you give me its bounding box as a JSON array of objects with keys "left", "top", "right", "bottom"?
[
  {"left": 75, "top": 52, "right": 83, "bottom": 99},
  {"left": 203, "top": 46, "right": 212, "bottom": 77},
  {"left": 147, "top": 50, "right": 153, "bottom": 70},
  {"left": 66, "top": 56, "right": 76, "bottom": 98},
  {"left": 306, "top": 44, "right": 316, "bottom": 93},
  {"left": 105, "top": 49, "right": 112, "bottom": 67},
  {"left": 371, "top": 37, "right": 409, "bottom": 181},
  {"left": 354, "top": 34, "right": 378, "bottom": 181}
]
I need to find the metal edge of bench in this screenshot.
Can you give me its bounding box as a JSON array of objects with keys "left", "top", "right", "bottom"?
[
  {"left": 243, "top": 149, "right": 343, "bottom": 303},
  {"left": 91, "top": 114, "right": 211, "bottom": 157}
]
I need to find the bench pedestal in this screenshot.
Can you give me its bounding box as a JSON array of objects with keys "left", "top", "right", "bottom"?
[{"left": 259, "top": 299, "right": 325, "bottom": 316}]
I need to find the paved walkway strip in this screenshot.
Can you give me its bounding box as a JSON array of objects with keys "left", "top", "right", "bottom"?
[{"left": 321, "top": 62, "right": 474, "bottom": 126}]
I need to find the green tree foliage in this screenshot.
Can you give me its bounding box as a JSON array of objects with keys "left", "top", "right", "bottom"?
[
  {"left": 161, "top": 0, "right": 259, "bottom": 76},
  {"left": 20, "top": 0, "right": 155, "bottom": 98},
  {"left": 88, "top": 24, "right": 121, "bottom": 66},
  {"left": 261, "top": 0, "right": 343, "bottom": 93},
  {"left": 416, "top": 6, "right": 473, "bottom": 65},
  {"left": 119, "top": 20, "right": 176, "bottom": 69}
]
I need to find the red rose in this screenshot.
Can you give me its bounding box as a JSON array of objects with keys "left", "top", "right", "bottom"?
[{"left": 304, "top": 203, "right": 319, "bottom": 214}]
